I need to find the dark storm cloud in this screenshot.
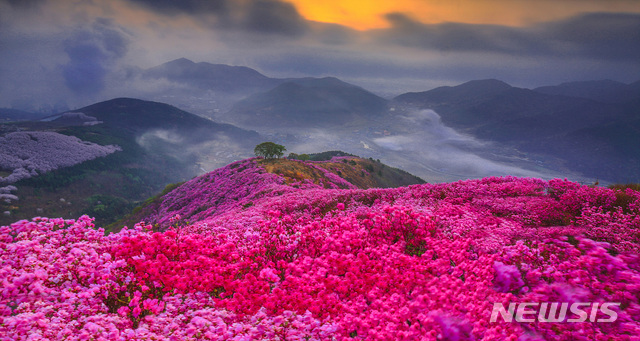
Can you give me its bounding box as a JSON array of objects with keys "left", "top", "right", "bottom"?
[
  {"left": 1, "top": 0, "right": 45, "bottom": 8},
  {"left": 125, "top": 0, "right": 308, "bottom": 36},
  {"left": 242, "top": 0, "right": 308, "bottom": 36},
  {"left": 62, "top": 41, "right": 108, "bottom": 95},
  {"left": 379, "top": 13, "right": 535, "bottom": 54},
  {"left": 126, "top": 0, "right": 228, "bottom": 15},
  {"left": 376, "top": 12, "right": 640, "bottom": 62},
  {"left": 542, "top": 12, "right": 640, "bottom": 62},
  {"left": 61, "top": 19, "right": 130, "bottom": 96}
]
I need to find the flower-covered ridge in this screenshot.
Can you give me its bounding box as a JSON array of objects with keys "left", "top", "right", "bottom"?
[
  {"left": 0, "top": 131, "right": 121, "bottom": 184},
  {"left": 1, "top": 157, "right": 639, "bottom": 340}
]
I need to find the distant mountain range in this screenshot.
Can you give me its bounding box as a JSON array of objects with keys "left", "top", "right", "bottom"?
[
  {"left": 393, "top": 79, "right": 640, "bottom": 182},
  {"left": 143, "top": 58, "right": 280, "bottom": 93},
  {"left": 135, "top": 59, "right": 392, "bottom": 125},
  {"left": 224, "top": 77, "right": 388, "bottom": 129},
  {"left": 2, "top": 57, "right": 639, "bottom": 188},
  {"left": 67, "top": 97, "right": 258, "bottom": 140},
  {"left": 534, "top": 79, "right": 640, "bottom": 104}
]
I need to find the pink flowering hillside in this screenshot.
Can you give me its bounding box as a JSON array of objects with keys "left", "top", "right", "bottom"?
[
  {"left": 0, "top": 131, "right": 121, "bottom": 184},
  {"left": 2, "top": 157, "right": 640, "bottom": 340},
  {"left": 115, "top": 157, "right": 424, "bottom": 230}
]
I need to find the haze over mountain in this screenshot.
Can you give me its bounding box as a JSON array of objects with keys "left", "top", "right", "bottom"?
[
  {"left": 534, "top": 80, "right": 640, "bottom": 104},
  {"left": 0, "top": 98, "right": 262, "bottom": 227},
  {"left": 143, "top": 58, "right": 280, "bottom": 93},
  {"left": 394, "top": 79, "right": 640, "bottom": 182},
  {"left": 224, "top": 77, "right": 388, "bottom": 129},
  {"left": 0, "top": 108, "right": 45, "bottom": 123},
  {"left": 129, "top": 61, "right": 639, "bottom": 185},
  {"left": 1, "top": 56, "right": 639, "bottom": 221},
  {"left": 51, "top": 60, "right": 635, "bottom": 185},
  {"left": 3, "top": 53, "right": 638, "bottom": 185},
  {"left": 152, "top": 65, "right": 555, "bottom": 184},
  {"left": 132, "top": 59, "right": 391, "bottom": 125}
]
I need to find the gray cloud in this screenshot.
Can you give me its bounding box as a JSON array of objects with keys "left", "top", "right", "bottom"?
[
  {"left": 61, "top": 19, "right": 130, "bottom": 96},
  {"left": 378, "top": 13, "right": 531, "bottom": 54},
  {"left": 136, "top": 128, "right": 253, "bottom": 173},
  {"left": 541, "top": 12, "right": 640, "bottom": 62},
  {"left": 0, "top": 0, "right": 45, "bottom": 8},
  {"left": 273, "top": 110, "right": 555, "bottom": 183},
  {"left": 1, "top": 0, "right": 639, "bottom": 112},
  {"left": 126, "top": 0, "right": 307, "bottom": 37},
  {"left": 368, "top": 110, "right": 553, "bottom": 181},
  {"left": 375, "top": 12, "right": 640, "bottom": 62},
  {"left": 242, "top": 0, "right": 308, "bottom": 36},
  {"left": 62, "top": 41, "right": 109, "bottom": 95},
  {"left": 126, "top": 0, "right": 228, "bottom": 15},
  {"left": 312, "top": 23, "right": 359, "bottom": 45}
]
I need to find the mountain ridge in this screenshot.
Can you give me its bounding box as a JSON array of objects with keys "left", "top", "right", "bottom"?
[
  {"left": 393, "top": 79, "right": 640, "bottom": 182},
  {"left": 111, "top": 154, "right": 426, "bottom": 230},
  {"left": 222, "top": 77, "right": 388, "bottom": 129},
  {"left": 533, "top": 79, "right": 640, "bottom": 103},
  {"left": 72, "top": 97, "right": 259, "bottom": 141},
  {"left": 143, "top": 58, "right": 279, "bottom": 92}
]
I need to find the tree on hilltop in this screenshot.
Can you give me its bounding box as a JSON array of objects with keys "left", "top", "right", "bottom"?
[
  {"left": 288, "top": 153, "right": 310, "bottom": 161},
  {"left": 254, "top": 142, "right": 286, "bottom": 159}
]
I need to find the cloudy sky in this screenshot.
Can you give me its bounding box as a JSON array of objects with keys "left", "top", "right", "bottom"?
[{"left": 1, "top": 0, "right": 639, "bottom": 110}]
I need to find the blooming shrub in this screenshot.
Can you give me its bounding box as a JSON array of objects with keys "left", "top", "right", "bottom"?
[
  {"left": 1, "top": 158, "right": 639, "bottom": 340},
  {"left": 0, "top": 185, "right": 18, "bottom": 203},
  {"left": 0, "top": 131, "right": 121, "bottom": 184}
]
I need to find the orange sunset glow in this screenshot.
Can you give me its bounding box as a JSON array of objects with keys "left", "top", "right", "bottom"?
[{"left": 285, "top": 0, "right": 640, "bottom": 29}]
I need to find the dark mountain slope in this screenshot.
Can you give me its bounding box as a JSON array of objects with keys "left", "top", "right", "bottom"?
[
  {"left": 143, "top": 58, "right": 279, "bottom": 93},
  {"left": 224, "top": 77, "right": 388, "bottom": 129},
  {"left": 534, "top": 79, "right": 640, "bottom": 103},
  {"left": 396, "top": 79, "right": 513, "bottom": 109},
  {"left": 393, "top": 79, "right": 640, "bottom": 182},
  {"left": 2, "top": 98, "right": 261, "bottom": 227},
  {"left": 73, "top": 97, "right": 259, "bottom": 141}
]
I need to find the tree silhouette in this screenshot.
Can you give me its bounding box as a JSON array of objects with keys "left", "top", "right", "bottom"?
[{"left": 254, "top": 142, "right": 286, "bottom": 159}]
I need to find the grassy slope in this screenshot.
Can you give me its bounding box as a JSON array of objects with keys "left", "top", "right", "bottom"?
[{"left": 260, "top": 157, "right": 424, "bottom": 189}]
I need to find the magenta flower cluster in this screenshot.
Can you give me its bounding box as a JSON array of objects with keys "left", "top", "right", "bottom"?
[
  {"left": 0, "top": 131, "right": 121, "bottom": 184},
  {"left": 2, "top": 158, "right": 639, "bottom": 340},
  {"left": 303, "top": 161, "right": 358, "bottom": 190}
]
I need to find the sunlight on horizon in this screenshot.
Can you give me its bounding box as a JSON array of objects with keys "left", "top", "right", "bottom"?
[{"left": 285, "top": 0, "right": 640, "bottom": 30}]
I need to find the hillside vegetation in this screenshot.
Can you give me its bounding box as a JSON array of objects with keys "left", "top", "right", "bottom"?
[
  {"left": 112, "top": 155, "right": 424, "bottom": 231},
  {"left": 0, "top": 98, "right": 260, "bottom": 227},
  {"left": 2, "top": 156, "right": 639, "bottom": 339}
]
